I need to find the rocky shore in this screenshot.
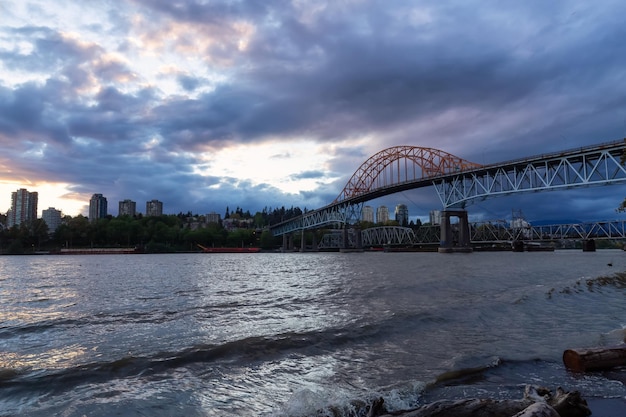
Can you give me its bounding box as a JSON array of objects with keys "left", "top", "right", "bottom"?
[
  {"left": 321, "top": 385, "right": 626, "bottom": 417},
  {"left": 365, "top": 385, "right": 591, "bottom": 417}
]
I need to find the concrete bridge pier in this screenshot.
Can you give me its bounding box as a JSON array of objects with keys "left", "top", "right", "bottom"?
[
  {"left": 582, "top": 239, "right": 596, "bottom": 252},
  {"left": 438, "top": 210, "right": 473, "bottom": 253},
  {"left": 339, "top": 227, "right": 363, "bottom": 251},
  {"left": 342, "top": 228, "right": 349, "bottom": 249},
  {"left": 282, "top": 233, "right": 295, "bottom": 252},
  {"left": 512, "top": 240, "right": 525, "bottom": 252},
  {"left": 354, "top": 227, "right": 362, "bottom": 249},
  {"left": 299, "top": 230, "right": 319, "bottom": 251}
]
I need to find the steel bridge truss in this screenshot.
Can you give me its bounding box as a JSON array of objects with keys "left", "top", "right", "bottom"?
[
  {"left": 434, "top": 140, "right": 626, "bottom": 208},
  {"left": 335, "top": 146, "right": 481, "bottom": 203},
  {"left": 318, "top": 230, "right": 350, "bottom": 249},
  {"left": 523, "top": 220, "right": 626, "bottom": 241},
  {"left": 361, "top": 226, "right": 417, "bottom": 247},
  {"left": 318, "top": 220, "right": 626, "bottom": 249},
  {"left": 270, "top": 203, "right": 363, "bottom": 236},
  {"left": 270, "top": 140, "right": 626, "bottom": 238}
]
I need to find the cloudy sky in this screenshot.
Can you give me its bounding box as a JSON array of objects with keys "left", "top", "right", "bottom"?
[{"left": 2, "top": 0, "right": 626, "bottom": 223}]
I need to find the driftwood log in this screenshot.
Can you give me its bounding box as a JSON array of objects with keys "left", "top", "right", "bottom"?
[
  {"left": 366, "top": 385, "right": 590, "bottom": 417},
  {"left": 511, "top": 403, "right": 559, "bottom": 417},
  {"left": 563, "top": 345, "right": 626, "bottom": 372}
]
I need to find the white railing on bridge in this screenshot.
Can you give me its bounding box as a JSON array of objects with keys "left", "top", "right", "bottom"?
[{"left": 435, "top": 141, "right": 626, "bottom": 208}]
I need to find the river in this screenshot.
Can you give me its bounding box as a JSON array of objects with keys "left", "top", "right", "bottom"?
[{"left": 1, "top": 250, "right": 625, "bottom": 416}]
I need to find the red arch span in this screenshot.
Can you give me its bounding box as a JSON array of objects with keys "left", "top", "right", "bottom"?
[{"left": 334, "top": 146, "right": 481, "bottom": 203}]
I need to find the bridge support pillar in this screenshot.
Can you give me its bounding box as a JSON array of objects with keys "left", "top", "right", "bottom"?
[
  {"left": 282, "top": 234, "right": 295, "bottom": 252},
  {"left": 354, "top": 227, "right": 362, "bottom": 249},
  {"left": 512, "top": 241, "right": 525, "bottom": 252},
  {"left": 582, "top": 239, "right": 596, "bottom": 252},
  {"left": 438, "top": 210, "right": 473, "bottom": 253}
]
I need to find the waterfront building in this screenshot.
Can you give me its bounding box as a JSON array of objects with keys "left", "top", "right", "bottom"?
[
  {"left": 89, "top": 194, "right": 108, "bottom": 222},
  {"left": 395, "top": 204, "right": 409, "bottom": 226},
  {"left": 119, "top": 199, "right": 137, "bottom": 217},
  {"left": 362, "top": 205, "right": 374, "bottom": 223},
  {"left": 206, "top": 212, "right": 221, "bottom": 224},
  {"left": 376, "top": 205, "right": 389, "bottom": 224},
  {"left": 7, "top": 188, "right": 38, "bottom": 228},
  {"left": 145, "top": 199, "right": 163, "bottom": 217},
  {"left": 42, "top": 207, "right": 62, "bottom": 234}
]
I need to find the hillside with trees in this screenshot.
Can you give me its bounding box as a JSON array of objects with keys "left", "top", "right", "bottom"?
[{"left": 0, "top": 206, "right": 305, "bottom": 254}]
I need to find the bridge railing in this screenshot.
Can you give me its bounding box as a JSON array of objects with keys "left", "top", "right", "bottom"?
[
  {"left": 270, "top": 140, "right": 626, "bottom": 237},
  {"left": 479, "top": 139, "right": 626, "bottom": 170}
]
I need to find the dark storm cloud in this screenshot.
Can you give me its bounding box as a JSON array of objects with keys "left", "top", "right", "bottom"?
[
  {"left": 133, "top": 0, "right": 273, "bottom": 23},
  {"left": 290, "top": 170, "right": 326, "bottom": 180},
  {"left": 177, "top": 75, "right": 202, "bottom": 92},
  {"left": 2, "top": 0, "right": 626, "bottom": 219},
  {"left": 142, "top": 0, "right": 626, "bottom": 157}
]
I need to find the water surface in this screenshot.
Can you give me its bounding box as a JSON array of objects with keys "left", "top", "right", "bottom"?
[{"left": 1, "top": 251, "right": 625, "bottom": 416}]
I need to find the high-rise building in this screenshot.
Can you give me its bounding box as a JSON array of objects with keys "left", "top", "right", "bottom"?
[
  {"left": 362, "top": 205, "right": 374, "bottom": 223},
  {"left": 429, "top": 210, "right": 441, "bottom": 225},
  {"left": 146, "top": 200, "right": 163, "bottom": 217},
  {"left": 118, "top": 199, "right": 136, "bottom": 217},
  {"left": 395, "top": 204, "right": 409, "bottom": 226},
  {"left": 42, "top": 207, "right": 62, "bottom": 234},
  {"left": 376, "top": 205, "right": 389, "bottom": 224},
  {"left": 7, "top": 188, "right": 38, "bottom": 228},
  {"left": 89, "top": 194, "right": 108, "bottom": 222},
  {"left": 206, "top": 212, "right": 221, "bottom": 224}
]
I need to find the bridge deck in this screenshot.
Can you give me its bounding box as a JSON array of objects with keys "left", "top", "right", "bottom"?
[{"left": 270, "top": 140, "right": 626, "bottom": 236}]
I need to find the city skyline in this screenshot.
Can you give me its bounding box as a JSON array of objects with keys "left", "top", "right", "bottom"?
[
  {"left": 3, "top": 187, "right": 421, "bottom": 224},
  {"left": 2, "top": 1, "right": 626, "bottom": 223}
]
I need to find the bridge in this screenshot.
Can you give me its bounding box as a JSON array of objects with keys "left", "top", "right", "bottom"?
[
  {"left": 270, "top": 139, "right": 626, "bottom": 252},
  {"left": 346, "top": 220, "right": 626, "bottom": 249}
]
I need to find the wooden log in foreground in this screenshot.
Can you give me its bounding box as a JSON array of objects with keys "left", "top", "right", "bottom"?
[
  {"left": 511, "top": 403, "right": 559, "bottom": 417},
  {"left": 563, "top": 345, "right": 626, "bottom": 372}
]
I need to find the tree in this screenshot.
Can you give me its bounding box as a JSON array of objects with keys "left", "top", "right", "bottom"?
[
  {"left": 67, "top": 215, "right": 91, "bottom": 247},
  {"left": 259, "top": 230, "right": 279, "bottom": 249},
  {"left": 31, "top": 219, "right": 49, "bottom": 249},
  {"left": 2, "top": 204, "right": 307, "bottom": 253}
]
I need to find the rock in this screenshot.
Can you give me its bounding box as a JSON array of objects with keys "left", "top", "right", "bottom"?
[
  {"left": 367, "top": 397, "right": 387, "bottom": 417},
  {"left": 371, "top": 385, "right": 590, "bottom": 417},
  {"left": 548, "top": 387, "right": 591, "bottom": 417}
]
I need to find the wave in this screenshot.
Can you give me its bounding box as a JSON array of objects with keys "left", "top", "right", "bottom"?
[
  {"left": 546, "top": 271, "right": 626, "bottom": 298},
  {"left": 276, "top": 358, "right": 538, "bottom": 417},
  {"left": 0, "top": 318, "right": 82, "bottom": 339},
  {"left": 0, "top": 307, "right": 190, "bottom": 340},
  {"left": 0, "top": 316, "right": 410, "bottom": 395}
]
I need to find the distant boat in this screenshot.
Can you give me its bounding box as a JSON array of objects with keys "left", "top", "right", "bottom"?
[{"left": 197, "top": 244, "right": 261, "bottom": 253}]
